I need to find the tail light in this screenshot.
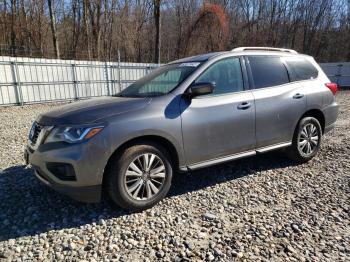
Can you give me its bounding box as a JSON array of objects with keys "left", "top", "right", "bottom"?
[{"left": 325, "top": 83, "right": 338, "bottom": 96}]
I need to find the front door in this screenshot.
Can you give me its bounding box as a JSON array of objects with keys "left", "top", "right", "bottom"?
[{"left": 180, "top": 57, "right": 256, "bottom": 166}]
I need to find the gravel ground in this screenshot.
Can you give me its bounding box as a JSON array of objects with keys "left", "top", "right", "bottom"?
[{"left": 0, "top": 93, "right": 349, "bottom": 262}]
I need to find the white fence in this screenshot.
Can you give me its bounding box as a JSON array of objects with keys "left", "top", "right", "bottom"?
[
  {"left": 0, "top": 56, "right": 348, "bottom": 106},
  {"left": 0, "top": 56, "right": 158, "bottom": 105},
  {"left": 319, "top": 62, "right": 350, "bottom": 88}
]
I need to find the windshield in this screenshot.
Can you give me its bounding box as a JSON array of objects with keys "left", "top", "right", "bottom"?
[{"left": 117, "top": 62, "right": 201, "bottom": 97}]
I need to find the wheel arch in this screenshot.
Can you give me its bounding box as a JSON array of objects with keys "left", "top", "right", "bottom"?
[
  {"left": 102, "top": 135, "right": 181, "bottom": 187},
  {"left": 299, "top": 109, "right": 325, "bottom": 134},
  {"left": 287, "top": 109, "right": 324, "bottom": 163}
]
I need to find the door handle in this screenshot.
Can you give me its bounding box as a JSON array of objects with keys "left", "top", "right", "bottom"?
[
  {"left": 237, "top": 102, "right": 251, "bottom": 110},
  {"left": 293, "top": 93, "right": 304, "bottom": 99}
]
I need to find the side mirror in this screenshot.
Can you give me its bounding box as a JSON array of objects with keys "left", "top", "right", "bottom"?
[{"left": 186, "top": 82, "right": 215, "bottom": 98}]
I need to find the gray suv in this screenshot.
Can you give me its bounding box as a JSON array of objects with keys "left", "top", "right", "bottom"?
[{"left": 25, "top": 47, "right": 339, "bottom": 211}]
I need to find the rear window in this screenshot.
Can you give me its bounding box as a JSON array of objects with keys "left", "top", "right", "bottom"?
[
  {"left": 248, "top": 56, "right": 290, "bottom": 89},
  {"left": 283, "top": 57, "right": 318, "bottom": 81}
]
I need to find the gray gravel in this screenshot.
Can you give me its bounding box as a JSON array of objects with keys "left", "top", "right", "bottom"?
[{"left": 1, "top": 93, "right": 350, "bottom": 261}]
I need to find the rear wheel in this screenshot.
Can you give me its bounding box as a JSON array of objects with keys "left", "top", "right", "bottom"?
[
  {"left": 287, "top": 117, "right": 322, "bottom": 163},
  {"left": 106, "top": 142, "right": 173, "bottom": 211}
]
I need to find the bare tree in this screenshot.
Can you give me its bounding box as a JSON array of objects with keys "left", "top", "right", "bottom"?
[
  {"left": 83, "top": 0, "right": 91, "bottom": 60},
  {"left": 70, "top": 0, "right": 82, "bottom": 58},
  {"left": 88, "top": 0, "right": 102, "bottom": 59},
  {"left": 0, "top": 0, "right": 349, "bottom": 62},
  {"left": 47, "top": 0, "right": 60, "bottom": 58},
  {"left": 153, "top": 0, "right": 161, "bottom": 64},
  {"left": 10, "top": 0, "right": 16, "bottom": 56}
]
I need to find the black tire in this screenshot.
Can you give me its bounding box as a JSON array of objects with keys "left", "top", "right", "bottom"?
[
  {"left": 106, "top": 142, "right": 173, "bottom": 211},
  {"left": 287, "top": 117, "right": 322, "bottom": 163}
]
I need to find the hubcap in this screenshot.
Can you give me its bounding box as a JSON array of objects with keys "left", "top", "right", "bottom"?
[
  {"left": 124, "top": 153, "right": 166, "bottom": 200},
  {"left": 298, "top": 123, "right": 319, "bottom": 155}
]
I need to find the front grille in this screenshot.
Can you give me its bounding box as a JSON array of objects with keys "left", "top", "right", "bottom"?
[{"left": 29, "top": 122, "right": 43, "bottom": 144}]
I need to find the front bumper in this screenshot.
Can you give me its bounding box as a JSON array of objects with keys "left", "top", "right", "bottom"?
[
  {"left": 24, "top": 138, "right": 109, "bottom": 203},
  {"left": 33, "top": 165, "right": 101, "bottom": 203}
]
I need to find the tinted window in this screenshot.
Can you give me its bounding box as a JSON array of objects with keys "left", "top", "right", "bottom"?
[
  {"left": 283, "top": 57, "right": 318, "bottom": 81},
  {"left": 248, "top": 56, "right": 289, "bottom": 89},
  {"left": 195, "top": 58, "right": 244, "bottom": 95}
]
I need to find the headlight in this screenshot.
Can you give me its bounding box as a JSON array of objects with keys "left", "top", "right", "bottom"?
[{"left": 45, "top": 125, "right": 104, "bottom": 144}]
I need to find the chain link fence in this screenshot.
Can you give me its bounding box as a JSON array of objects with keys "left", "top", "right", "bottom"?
[{"left": 0, "top": 56, "right": 159, "bottom": 106}]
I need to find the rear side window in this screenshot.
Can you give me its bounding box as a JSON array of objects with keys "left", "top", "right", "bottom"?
[
  {"left": 283, "top": 57, "right": 318, "bottom": 81},
  {"left": 248, "top": 56, "right": 289, "bottom": 89}
]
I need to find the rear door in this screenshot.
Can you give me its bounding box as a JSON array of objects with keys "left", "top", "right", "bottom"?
[
  {"left": 180, "top": 57, "right": 256, "bottom": 166},
  {"left": 246, "top": 55, "right": 307, "bottom": 148}
]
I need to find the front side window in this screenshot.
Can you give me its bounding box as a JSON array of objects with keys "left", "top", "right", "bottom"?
[
  {"left": 194, "top": 57, "right": 244, "bottom": 95},
  {"left": 118, "top": 63, "right": 200, "bottom": 97},
  {"left": 283, "top": 57, "right": 318, "bottom": 81},
  {"left": 248, "top": 56, "right": 290, "bottom": 89}
]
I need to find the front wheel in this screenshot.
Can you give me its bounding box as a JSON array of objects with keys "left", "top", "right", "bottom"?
[
  {"left": 287, "top": 117, "right": 322, "bottom": 163},
  {"left": 106, "top": 142, "right": 173, "bottom": 211}
]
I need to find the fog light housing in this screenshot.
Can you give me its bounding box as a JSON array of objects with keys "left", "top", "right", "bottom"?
[{"left": 46, "top": 162, "right": 76, "bottom": 181}]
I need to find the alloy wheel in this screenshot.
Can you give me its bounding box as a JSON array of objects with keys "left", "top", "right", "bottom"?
[
  {"left": 298, "top": 123, "right": 319, "bottom": 156},
  {"left": 124, "top": 153, "right": 166, "bottom": 201}
]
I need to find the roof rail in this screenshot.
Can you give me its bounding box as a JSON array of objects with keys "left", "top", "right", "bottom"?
[{"left": 232, "top": 47, "right": 298, "bottom": 54}]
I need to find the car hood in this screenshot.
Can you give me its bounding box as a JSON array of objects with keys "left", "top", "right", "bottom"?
[{"left": 37, "top": 96, "right": 151, "bottom": 125}]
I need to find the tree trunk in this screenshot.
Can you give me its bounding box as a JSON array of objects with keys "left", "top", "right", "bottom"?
[
  {"left": 347, "top": 0, "right": 350, "bottom": 60},
  {"left": 71, "top": 0, "right": 80, "bottom": 59},
  {"left": 83, "top": 0, "right": 92, "bottom": 60},
  {"left": 48, "top": 0, "right": 60, "bottom": 59},
  {"left": 153, "top": 0, "right": 161, "bottom": 64},
  {"left": 10, "top": 0, "right": 16, "bottom": 56},
  {"left": 88, "top": 0, "right": 102, "bottom": 60}
]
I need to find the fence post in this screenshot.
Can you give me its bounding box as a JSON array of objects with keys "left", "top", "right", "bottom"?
[
  {"left": 104, "top": 61, "right": 110, "bottom": 96},
  {"left": 118, "top": 50, "right": 122, "bottom": 92},
  {"left": 336, "top": 64, "right": 343, "bottom": 86},
  {"left": 10, "top": 61, "right": 24, "bottom": 106},
  {"left": 71, "top": 63, "right": 78, "bottom": 100},
  {"left": 110, "top": 65, "right": 116, "bottom": 95},
  {"left": 146, "top": 66, "right": 151, "bottom": 75}
]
